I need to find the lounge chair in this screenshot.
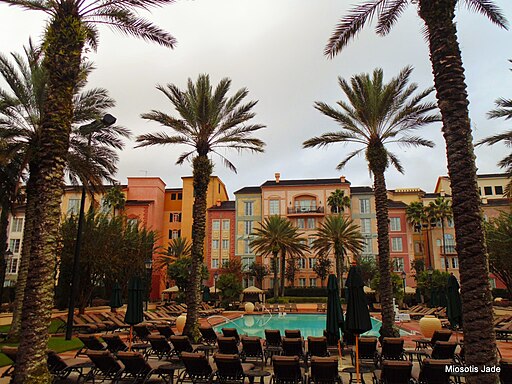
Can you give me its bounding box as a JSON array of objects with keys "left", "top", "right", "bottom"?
[
  {"left": 377, "top": 338, "right": 406, "bottom": 366},
  {"left": 170, "top": 335, "right": 200, "bottom": 357},
  {"left": 413, "top": 330, "right": 452, "bottom": 350},
  {"left": 117, "top": 350, "right": 170, "bottom": 383},
  {"left": 306, "top": 336, "right": 329, "bottom": 359},
  {"left": 98, "top": 312, "right": 131, "bottom": 330},
  {"left": 418, "top": 341, "right": 457, "bottom": 364},
  {"left": 291, "top": 304, "right": 299, "bottom": 312},
  {"left": 218, "top": 336, "right": 241, "bottom": 355},
  {"left": 500, "top": 359, "right": 512, "bottom": 384},
  {"left": 372, "top": 360, "right": 413, "bottom": 384},
  {"left": 147, "top": 334, "right": 175, "bottom": 360},
  {"left": 47, "top": 350, "right": 91, "bottom": 383},
  {"left": 351, "top": 337, "right": 378, "bottom": 367},
  {"left": 308, "top": 356, "right": 342, "bottom": 384},
  {"left": 83, "top": 350, "right": 124, "bottom": 383},
  {"left": 222, "top": 328, "right": 241, "bottom": 343},
  {"left": 56, "top": 315, "right": 98, "bottom": 334},
  {"left": 316, "top": 304, "right": 326, "bottom": 313},
  {"left": 75, "top": 334, "right": 107, "bottom": 357},
  {"left": 241, "top": 336, "right": 265, "bottom": 365},
  {"left": 156, "top": 324, "right": 176, "bottom": 340},
  {"left": 1, "top": 347, "right": 18, "bottom": 377},
  {"left": 144, "top": 310, "right": 176, "bottom": 325},
  {"left": 285, "top": 304, "right": 293, "bottom": 313},
  {"left": 413, "top": 359, "right": 452, "bottom": 384},
  {"left": 264, "top": 329, "right": 283, "bottom": 364},
  {"left": 133, "top": 324, "right": 156, "bottom": 342},
  {"left": 271, "top": 355, "right": 306, "bottom": 384},
  {"left": 102, "top": 333, "right": 150, "bottom": 355},
  {"left": 213, "top": 353, "right": 254, "bottom": 384},
  {"left": 199, "top": 326, "right": 219, "bottom": 346},
  {"left": 285, "top": 330, "right": 302, "bottom": 338},
  {"left": 282, "top": 338, "right": 308, "bottom": 368},
  {"left": 178, "top": 351, "right": 215, "bottom": 384},
  {"left": 85, "top": 313, "right": 117, "bottom": 332}
]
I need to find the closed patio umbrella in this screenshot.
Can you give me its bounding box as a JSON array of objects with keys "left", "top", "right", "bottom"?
[
  {"left": 125, "top": 277, "right": 144, "bottom": 350},
  {"left": 325, "top": 274, "right": 344, "bottom": 346},
  {"left": 345, "top": 265, "right": 372, "bottom": 384},
  {"left": 447, "top": 274, "right": 462, "bottom": 329},
  {"left": 202, "top": 285, "right": 211, "bottom": 302},
  {"left": 109, "top": 282, "right": 122, "bottom": 312}
]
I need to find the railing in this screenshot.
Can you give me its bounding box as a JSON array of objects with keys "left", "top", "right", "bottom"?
[
  {"left": 287, "top": 206, "right": 325, "bottom": 214},
  {"left": 439, "top": 245, "right": 457, "bottom": 254}
]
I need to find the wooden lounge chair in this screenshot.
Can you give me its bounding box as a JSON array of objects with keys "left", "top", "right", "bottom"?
[
  {"left": 47, "top": 350, "right": 91, "bottom": 382},
  {"left": 156, "top": 324, "right": 176, "bottom": 340},
  {"left": 282, "top": 338, "right": 308, "bottom": 368},
  {"left": 272, "top": 355, "right": 306, "bottom": 384},
  {"left": 102, "top": 333, "right": 150, "bottom": 355},
  {"left": 213, "top": 353, "right": 254, "bottom": 384},
  {"left": 306, "top": 336, "right": 329, "bottom": 359},
  {"left": 377, "top": 338, "right": 406, "bottom": 366},
  {"left": 373, "top": 360, "right": 413, "bottom": 384},
  {"left": 84, "top": 350, "right": 124, "bottom": 383},
  {"left": 75, "top": 334, "right": 107, "bottom": 357},
  {"left": 199, "top": 326, "right": 219, "bottom": 346},
  {"left": 222, "top": 328, "right": 241, "bottom": 344},
  {"left": 147, "top": 334, "right": 175, "bottom": 360},
  {"left": 264, "top": 329, "right": 283, "bottom": 364},
  {"left": 241, "top": 336, "right": 265, "bottom": 366},
  {"left": 500, "top": 359, "right": 512, "bottom": 384},
  {"left": 218, "top": 336, "right": 241, "bottom": 355},
  {"left": 413, "top": 329, "right": 452, "bottom": 350},
  {"left": 117, "top": 350, "right": 171, "bottom": 383},
  {"left": 351, "top": 336, "right": 378, "bottom": 367},
  {"left": 413, "top": 359, "right": 452, "bottom": 384},
  {"left": 170, "top": 335, "right": 201, "bottom": 357},
  {"left": 285, "top": 330, "right": 302, "bottom": 338},
  {"left": 178, "top": 351, "right": 215, "bottom": 384},
  {"left": 308, "top": 357, "right": 342, "bottom": 384},
  {"left": 418, "top": 342, "right": 457, "bottom": 365}
]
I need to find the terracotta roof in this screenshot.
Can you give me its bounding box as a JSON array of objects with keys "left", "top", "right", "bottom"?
[
  {"left": 261, "top": 178, "right": 350, "bottom": 187},
  {"left": 208, "top": 201, "right": 236, "bottom": 210}
]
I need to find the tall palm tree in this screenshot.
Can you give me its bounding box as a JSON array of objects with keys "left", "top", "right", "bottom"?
[
  {"left": 406, "top": 201, "right": 427, "bottom": 265},
  {"left": 311, "top": 215, "right": 363, "bottom": 297},
  {"left": 250, "top": 216, "right": 307, "bottom": 299},
  {"left": 102, "top": 184, "right": 127, "bottom": 217},
  {"left": 303, "top": 67, "right": 438, "bottom": 338},
  {"left": 154, "top": 237, "right": 192, "bottom": 271},
  {"left": 427, "top": 197, "right": 452, "bottom": 271},
  {"left": 137, "top": 74, "right": 265, "bottom": 337},
  {"left": 324, "top": 2, "right": 507, "bottom": 379},
  {"left": 0, "top": 41, "right": 130, "bottom": 381},
  {"left": 327, "top": 189, "right": 351, "bottom": 214}
]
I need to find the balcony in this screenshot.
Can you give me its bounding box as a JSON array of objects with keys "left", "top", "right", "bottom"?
[
  {"left": 287, "top": 206, "right": 325, "bottom": 215},
  {"left": 439, "top": 245, "right": 457, "bottom": 255}
]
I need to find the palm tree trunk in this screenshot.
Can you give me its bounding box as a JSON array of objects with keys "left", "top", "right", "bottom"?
[
  {"left": 272, "top": 252, "right": 279, "bottom": 299},
  {"left": 280, "top": 251, "right": 286, "bottom": 296},
  {"left": 12, "top": 13, "right": 84, "bottom": 383},
  {"left": 441, "top": 221, "right": 447, "bottom": 271},
  {"left": 183, "top": 155, "right": 212, "bottom": 340},
  {"left": 419, "top": 1, "right": 497, "bottom": 382},
  {"left": 373, "top": 171, "right": 397, "bottom": 338},
  {"left": 335, "top": 250, "right": 343, "bottom": 299}
]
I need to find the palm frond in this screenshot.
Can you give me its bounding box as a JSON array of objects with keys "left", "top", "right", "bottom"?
[
  {"left": 462, "top": 0, "right": 508, "bottom": 28},
  {"left": 488, "top": 98, "right": 512, "bottom": 120},
  {"left": 135, "top": 132, "right": 191, "bottom": 148},
  {"left": 336, "top": 148, "right": 364, "bottom": 170},
  {"left": 391, "top": 136, "right": 435, "bottom": 148},
  {"left": 0, "top": 0, "right": 51, "bottom": 13},
  {"left": 376, "top": 0, "right": 409, "bottom": 35},
  {"left": 303, "top": 132, "right": 365, "bottom": 148},
  {"left": 175, "top": 150, "right": 195, "bottom": 165},
  {"left": 387, "top": 150, "right": 404, "bottom": 173},
  {"left": 476, "top": 130, "right": 512, "bottom": 147}
]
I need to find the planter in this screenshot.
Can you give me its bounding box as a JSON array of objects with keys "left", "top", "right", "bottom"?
[
  {"left": 176, "top": 314, "right": 187, "bottom": 333},
  {"left": 419, "top": 315, "right": 442, "bottom": 338}
]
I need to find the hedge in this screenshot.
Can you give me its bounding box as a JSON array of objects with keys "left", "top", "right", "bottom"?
[{"left": 265, "top": 297, "right": 331, "bottom": 304}]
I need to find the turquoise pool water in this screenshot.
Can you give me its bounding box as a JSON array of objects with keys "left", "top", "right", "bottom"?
[{"left": 212, "top": 314, "right": 406, "bottom": 338}]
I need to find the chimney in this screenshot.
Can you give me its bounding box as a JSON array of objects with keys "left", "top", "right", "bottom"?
[
  {"left": 440, "top": 189, "right": 445, "bottom": 197},
  {"left": 275, "top": 173, "right": 281, "bottom": 183},
  {"left": 340, "top": 175, "right": 346, "bottom": 183},
  {"left": 216, "top": 200, "right": 221, "bottom": 207}
]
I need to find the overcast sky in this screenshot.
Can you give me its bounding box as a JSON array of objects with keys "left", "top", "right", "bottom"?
[{"left": 1, "top": 0, "right": 511, "bottom": 197}]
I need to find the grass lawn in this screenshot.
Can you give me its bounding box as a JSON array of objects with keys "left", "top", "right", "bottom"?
[{"left": 0, "top": 318, "right": 81, "bottom": 367}]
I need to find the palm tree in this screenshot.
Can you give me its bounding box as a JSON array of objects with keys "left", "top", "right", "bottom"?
[
  {"left": 250, "top": 216, "right": 308, "bottom": 299},
  {"left": 154, "top": 237, "right": 192, "bottom": 271},
  {"left": 406, "top": 201, "right": 427, "bottom": 265},
  {"left": 427, "top": 197, "right": 453, "bottom": 271},
  {"left": 311, "top": 215, "right": 363, "bottom": 297},
  {"left": 0, "top": 41, "right": 130, "bottom": 379},
  {"left": 324, "top": 2, "right": 507, "bottom": 379},
  {"left": 102, "top": 184, "right": 127, "bottom": 217},
  {"left": 303, "top": 67, "right": 438, "bottom": 338},
  {"left": 136, "top": 74, "right": 265, "bottom": 337},
  {"left": 327, "top": 189, "right": 351, "bottom": 214}
]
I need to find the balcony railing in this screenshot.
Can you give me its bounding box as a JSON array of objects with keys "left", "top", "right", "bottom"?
[
  {"left": 287, "top": 206, "right": 325, "bottom": 214},
  {"left": 439, "top": 245, "right": 457, "bottom": 254}
]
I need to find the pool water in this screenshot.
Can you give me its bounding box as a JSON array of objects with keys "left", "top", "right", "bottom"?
[{"left": 213, "top": 314, "right": 406, "bottom": 338}]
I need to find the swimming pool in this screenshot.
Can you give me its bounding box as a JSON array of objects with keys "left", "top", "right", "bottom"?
[{"left": 212, "top": 313, "right": 407, "bottom": 338}]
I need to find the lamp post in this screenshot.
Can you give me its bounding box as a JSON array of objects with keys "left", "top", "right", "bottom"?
[
  {"left": 65, "top": 114, "right": 117, "bottom": 340},
  {"left": 401, "top": 270, "right": 407, "bottom": 293},
  {"left": 144, "top": 258, "right": 153, "bottom": 311},
  {"left": 214, "top": 272, "right": 219, "bottom": 295}
]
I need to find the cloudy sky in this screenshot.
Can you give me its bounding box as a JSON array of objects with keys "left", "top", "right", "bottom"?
[{"left": 1, "top": 0, "right": 511, "bottom": 197}]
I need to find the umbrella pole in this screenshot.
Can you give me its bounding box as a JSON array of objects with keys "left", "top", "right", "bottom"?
[
  {"left": 129, "top": 325, "right": 133, "bottom": 351},
  {"left": 338, "top": 339, "right": 342, "bottom": 369},
  {"left": 355, "top": 334, "right": 360, "bottom": 384}
]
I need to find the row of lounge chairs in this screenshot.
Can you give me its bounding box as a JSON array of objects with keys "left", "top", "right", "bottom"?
[{"left": 406, "top": 305, "right": 447, "bottom": 320}]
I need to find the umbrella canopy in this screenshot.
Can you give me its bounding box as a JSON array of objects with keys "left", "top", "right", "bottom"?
[
  {"left": 243, "top": 286, "right": 265, "bottom": 293},
  {"left": 162, "top": 286, "right": 179, "bottom": 293},
  {"left": 345, "top": 266, "right": 372, "bottom": 335},
  {"left": 446, "top": 274, "right": 462, "bottom": 328},
  {"left": 430, "top": 287, "right": 438, "bottom": 307},
  {"left": 202, "top": 285, "right": 211, "bottom": 302},
  {"left": 109, "top": 282, "right": 122, "bottom": 309},
  {"left": 325, "top": 274, "right": 344, "bottom": 345},
  {"left": 124, "top": 277, "right": 144, "bottom": 325}
]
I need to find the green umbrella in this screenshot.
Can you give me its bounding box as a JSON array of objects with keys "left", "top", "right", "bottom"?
[
  {"left": 439, "top": 287, "right": 448, "bottom": 308},
  {"left": 125, "top": 277, "right": 144, "bottom": 350},
  {"left": 430, "top": 287, "right": 438, "bottom": 307},
  {"left": 345, "top": 265, "right": 372, "bottom": 384},
  {"left": 325, "top": 274, "right": 344, "bottom": 346},
  {"left": 447, "top": 274, "right": 462, "bottom": 328},
  {"left": 109, "top": 282, "right": 122, "bottom": 311},
  {"left": 202, "top": 285, "right": 211, "bottom": 302}
]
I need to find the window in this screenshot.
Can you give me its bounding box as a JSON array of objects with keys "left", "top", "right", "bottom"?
[
  {"left": 392, "top": 258, "right": 404, "bottom": 272},
  {"left": 171, "top": 193, "right": 177, "bottom": 200},
  {"left": 360, "top": 218, "right": 371, "bottom": 234},
  {"left": 495, "top": 186, "right": 504, "bottom": 195},
  {"left": 391, "top": 237, "right": 403, "bottom": 252},
  {"left": 269, "top": 199, "right": 280, "bottom": 215},
  {"left": 127, "top": 218, "right": 139, "bottom": 228},
  {"left": 490, "top": 278, "right": 497, "bottom": 289},
  {"left": 484, "top": 186, "right": 493, "bottom": 195},
  {"left": 452, "top": 257, "right": 459, "bottom": 269},
  {"left": 177, "top": 192, "right": 182, "bottom": 200},
  {"left": 244, "top": 201, "right": 254, "bottom": 216},
  {"left": 222, "top": 258, "right": 229, "bottom": 267},
  {"left": 362, "top": 237, "right": 373, "bottom": 254},
  {"left": 447, "top": 217, "right": 454, "bottom": 228},
  {"left": 11, "top": 218, "right": 23, "bottom": 233},
  {"left": 222, "top": 220, "right": 230, "bottom": 231},
  {"left": 295, "top": 199, "right": 316, "bottom": 211},
  {"left": 244, "top": 240, "right": 252, "bottom": 254},
  {"left": 308, "top": 258, "right": 315, "bottom": 269},
  {"left": 307, "top": 218, "right": 316, "bottom": 229},
  {"left": 297, "top": 218, "right": 305, "bottom": 229},
  {"left": 170, "top": 230, "right": 180, "bottom": 239},
  {"left": 212, "top": 220, "right": 220, "bottom": 230},
  {"left": 8, "top": 257, "right": 19, "bottom": 274},
  {"left": 308, "top": 238, "right": 315, "bottom": 249},
  {"left": 310, "top": 278, "right": 316, "bottom": 287},
  {"left": 360, "top": 199, "right": 370, "bottom": 214},
  {"left": 212, "top": 259, "right": 219, "bottom": 269},
  {"left": 298, "top": 258, "right": 306, "bottom": 269},
  {"left": 67, "top": 198, "right": 81, "bottom": 214},
  {"left": 299, "top": 278, "right": 306, "bottom": 287},
  {"left": 9, "top": 239, "right": 21, "bottom": 254},
  {"left": 222, "top": 239, "right": 229, "bottom": 250},
  {"left": 414, "top": 241, "right": 423, "bottom": 255},
  {"left": 212, "top": 240, "right": 219, "bottom": 249},
  {"left": 440, "top": 257, "right": 445, "bottom": 269},
  {"left": 390, "top": 217, "right": 401, "bottom": 231},
  {"left": 244, "top": 221, "right": 253, "bottom": 235},
  {"left": 173, "top": 213, "right": 181, "bottom": 222}
]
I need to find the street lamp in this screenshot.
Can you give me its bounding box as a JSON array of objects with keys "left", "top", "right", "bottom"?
[
  {"left": 401, "top": 270, "right": 407, "bottom": 292},
  {"left": 65, "top": 114, "right": 117, "bottom": 340},
  {"left": 214, "top": 272, "right": 219, "bottom": 294},
  {"left": 144, "top": 258, "right": 153, "bottom": 311}
]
